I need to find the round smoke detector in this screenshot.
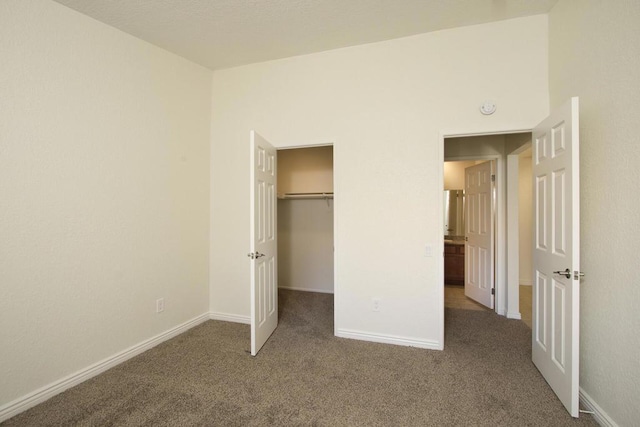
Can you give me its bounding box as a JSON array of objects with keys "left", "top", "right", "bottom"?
[{"left": 480, "top": 101, "right": 497, "bottom": 115}]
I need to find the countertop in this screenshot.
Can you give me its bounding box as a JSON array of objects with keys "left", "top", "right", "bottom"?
[{"left": 444, "top": 240, "right": 465, "bottom": 246}]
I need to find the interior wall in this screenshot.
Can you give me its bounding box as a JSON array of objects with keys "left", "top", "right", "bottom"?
[
  {"left": 549, "top": 1, "right": 640, "bottom": 425},
  {"left": 278, "top": 199, "right": 334, "bottom": 293},
  {"left": 278, "top": 146, "right": 333, "bottom": 194},
  {"left": 445, "top": 134, "right": 506, "bottom": 158},
  {"left": 0, "top": 0, "right": 212, "bottom": 409},
  {"left": 443, "top": 161, "right": 476, "bottom": 190},
  {"left": 518, "top": 150, "right": 533, "bottom": 285},
  {"left": 210, "top": 15, "right": 549, "bottom": 348}
]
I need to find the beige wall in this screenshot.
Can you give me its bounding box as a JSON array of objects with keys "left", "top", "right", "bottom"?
[
  {"left": 443, "top": 161, "right": 476, "bottom": 190},
  {"left": 518, "top": 150, "right": 533, "bottom": 285},
  {"left": 549, "top": 1, "right": 640, "bottom": 425},
  {"left": 0, "top": 0, "right": 212, "bottom": 409},
  {"left": 445, "top": 134, "right": 506, "bottom": 158},
  {"left": 210, "top": 16, "right": 549, "bottom": 347},
  {"left": 278, "top": 199, "right": 334, "bottom": 293},
  {"left": 278, "top": 146, "right": 333, "bottom": 194}
]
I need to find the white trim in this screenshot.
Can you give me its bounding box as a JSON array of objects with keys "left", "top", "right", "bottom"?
[
  {"left": 277, "top": 286, "right": 334, "bottom": 294},
  {"left": 440, "top": 129, "right": 532, "bottom": 138},
  {"left": 277, "top": 141, "right": 334, "bottom": 150},
  {"left": 437, "top": 131, "right": 445, "bottom": 350},
  {"left": 506, "top": 311, "right": 522, "bottom": 320},
  {"left": 333, "top": 142, "right": 339, "bottom": 338},
  {"left": 507, "top": 153, "right": 521, "bottom": 318},
  {"left": 0, "top": 313, "right": 210, "bottom": 423},
  {"left": 579, "top": 388, "right": 618, "bottom": 427},
  {"left": 209, "top": 311, "right": 250, "bottom": 324},
  {"left": 336, "top": 328, "right": 442, "bottom": 350}
]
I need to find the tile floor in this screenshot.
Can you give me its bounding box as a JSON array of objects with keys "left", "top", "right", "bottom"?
[{"left": 444, "top": 284, "right": 533, "bottom": 328}]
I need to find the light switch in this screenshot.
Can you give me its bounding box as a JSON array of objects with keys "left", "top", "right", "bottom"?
[{"left": 425, "top": 245, "right": 433, "bottom": 257}]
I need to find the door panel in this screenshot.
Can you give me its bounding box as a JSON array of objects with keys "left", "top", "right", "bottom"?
[
  {"left": 532, "top": 97, "right": 580, "bottom": 417},
  {"left": 464, "top": 161, "right": 494, "bottom": 309},
  {"left": 250, "top": 131, "right": 278, "bottom": 356}
]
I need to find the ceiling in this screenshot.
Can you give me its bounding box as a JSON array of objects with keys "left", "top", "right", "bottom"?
[{"left": 53, "top": 0, "right": 558, "bottom": 70}]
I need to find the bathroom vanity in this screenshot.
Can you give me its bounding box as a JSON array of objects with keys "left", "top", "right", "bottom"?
[{"left": 444, "top": 240, "right": 465, "bottom": 285}]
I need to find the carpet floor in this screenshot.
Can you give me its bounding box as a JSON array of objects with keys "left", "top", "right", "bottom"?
[{"left": 3, "top": 290, "right": 597, "bottom": 426}]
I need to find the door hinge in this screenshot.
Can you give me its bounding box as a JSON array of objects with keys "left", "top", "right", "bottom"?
[
  {"left": 491, "top": 174, "right": 496, "bottom": 182},
  {"left": 491, "top": 288, "right": 495, "bottom": 295}
]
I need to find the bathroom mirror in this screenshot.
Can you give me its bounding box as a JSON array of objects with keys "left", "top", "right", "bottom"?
[{"left": 444, "top": 190, "right": 465, "bottom": 237}]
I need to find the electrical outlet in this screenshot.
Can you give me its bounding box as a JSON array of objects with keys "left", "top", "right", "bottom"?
[
  {"left": 156, "top": 298, "right": 165, "bottom": 313},
  {"left": 372, "top": 298, "right": 381, "bottom": 312}
]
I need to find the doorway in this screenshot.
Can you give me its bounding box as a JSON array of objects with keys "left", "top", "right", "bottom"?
[
  {"left": 277, "top": 145, "right": 335, "bottom": 294},
  {"left": 276, "top": 145, "right": 335, "bottom": 335},
  {"left": 443, "top": 158, "right": 495, "bottom": 311},
  {"left": 442, "top": 133, "right": 533, "bottom": 322}
]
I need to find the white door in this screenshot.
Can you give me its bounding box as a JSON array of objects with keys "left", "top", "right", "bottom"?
[
  {"left": 532, "top": 97, "right": 580, "bottom": 417},
  {"left": 249, "top": 131, "right": 278, "bottom": 356},
  {"left": 464, "top": 161, "right": 495, "bottom": 309}
]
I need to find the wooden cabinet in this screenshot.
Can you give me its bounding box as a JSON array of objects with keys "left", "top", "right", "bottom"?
[{"left": 444, "top": 243, "right": 465, "bottom": 285}]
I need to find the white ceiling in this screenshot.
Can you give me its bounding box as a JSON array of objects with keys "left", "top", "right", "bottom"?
[{"left": 53, "top": 0, "right": 558, "bottom": 70}]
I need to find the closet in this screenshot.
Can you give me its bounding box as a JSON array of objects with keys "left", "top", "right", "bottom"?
[{"left": 277, "top": 146, "right": 334, "bottom": 293}]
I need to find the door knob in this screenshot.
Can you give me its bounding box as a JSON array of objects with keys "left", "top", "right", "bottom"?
[
  {"left": 553, "top": 268, "right": 571, "bottom": 279},
  {"left": 247, "top": 252, "right": 265, "bottom": 260}
]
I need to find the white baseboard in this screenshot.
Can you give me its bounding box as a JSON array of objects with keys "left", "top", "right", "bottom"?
[
  {"left": 0, "top": 313, "right": 210, "bottom": 423},
  {"left": 336, "top": 328, "right": 442, "bottom": 350},
  {"left": 579, "top": 388, "right": 618, "bottom": 427},
  {"left": 278, "top": 286, "right": 334, "bottom": 294},
  {"left": 507, "top": 311, "right": 522, "bottom": 320},
  {"left": 209, "top": 311, "right": 250, "bottom": 324}
]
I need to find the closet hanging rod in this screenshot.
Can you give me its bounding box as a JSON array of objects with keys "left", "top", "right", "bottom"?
[{"left": 277, "top": 192, "right": 334, "bottom": 200}]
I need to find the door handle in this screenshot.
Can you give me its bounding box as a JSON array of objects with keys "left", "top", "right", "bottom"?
[
  {"left": 553, "top": 268, "right": 571, "bottom": 279},
  {"left": 247, "top": 252, "right": 265, "bottom": 260}
]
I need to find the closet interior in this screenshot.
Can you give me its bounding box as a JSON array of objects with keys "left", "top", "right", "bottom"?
[{"left": 277, "top": 146, "right": 334, "bottom": 294}]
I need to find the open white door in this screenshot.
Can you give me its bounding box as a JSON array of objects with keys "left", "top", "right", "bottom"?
[
  {"left": 464, "top": 161, "right": 495, "bottom": 309},
  {"left": 249, "top": 131, "right": 278, "bottom": 356},
  {"left": 532, "top": 97, "right": 580, "bottom": 417}
]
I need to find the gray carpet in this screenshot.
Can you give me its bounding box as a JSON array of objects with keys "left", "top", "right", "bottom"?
[{"left": 4, "top": 290, "right": 597, "bottom": 426}]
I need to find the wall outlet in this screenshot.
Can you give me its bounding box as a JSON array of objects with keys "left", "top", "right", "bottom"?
[
  {"left": 372, "top": 298, "right": 381, "bottom": 312},
  {"left": 156, "top": 298, "right": 165, "bottom": 313}
]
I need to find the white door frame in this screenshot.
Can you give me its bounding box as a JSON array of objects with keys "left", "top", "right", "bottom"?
[
  {"left": 439, "top": 129, "right": 531, "bottom": 344},
  {"left": 273, "top": 140, "right": 337, "bottom": 334},
  {"left": 505, "top": 142, "right": 533, "bottom": 320}
]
